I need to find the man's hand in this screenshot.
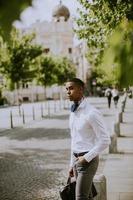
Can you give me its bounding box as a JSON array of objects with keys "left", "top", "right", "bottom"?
[{"left": 69, "top": 167, "right": 74, "bottom": 177}]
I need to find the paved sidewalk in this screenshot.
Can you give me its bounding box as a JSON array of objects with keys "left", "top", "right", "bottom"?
[
  {"left": 103, "top": 98, "right": 133, "bottom": 200},
  {"left": 0, "top": 97, "right": 132, "bottom": 200}
]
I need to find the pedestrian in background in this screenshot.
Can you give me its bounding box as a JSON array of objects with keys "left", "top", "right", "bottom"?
[
  {"left": 128, "top": 87, "right": 133, "bottom": 99},
  {"left": 112, "top": 85, "right": 119, "bottom": 108},
  {"left": 65, "top": 78, "right": 110, "bottom": 200},
  {"left": 105, "top": 87, "right": 112, "bottom": 108}
]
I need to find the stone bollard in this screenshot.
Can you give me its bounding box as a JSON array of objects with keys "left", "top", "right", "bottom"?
[
  {"left": 93, "top": 174, "right": 107, "bottom": 200},
  {"left": 32, "top": 106, "right": 35, "bottom": 120},
  {"left": 121, "top": 101, "right": 125, "bottom": 112},
  {"left": 114, "top": 122, "right": 120, "bottom": 137},
  {"left": 22, "top": 108, "right": 25, "bottom": 124},
  {"left": 116, "top": 111, "right": 123, "bottom": 123},
  {"left": 120, "top": 94, "right": 127, "bottom": 112},
  {"left": 10, "top": 110, "right": 13, "bottom": 128},
  {"left": 109, "top": 133, "right": 117, "bottom": 153},
  {"left": 41, "top": 104, "right": 44, "bottom": 118},
  {"left": 114, "top": 112, "right": 121, "bottom": 137},
  {"left": 47, "top": 101, "right": 50, "bottom": 116},
  {"left": 118, "top": 112, "right": 123, "bottom": 123}
]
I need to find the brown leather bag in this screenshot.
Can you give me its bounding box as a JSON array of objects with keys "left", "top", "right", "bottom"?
[{"left": 59, "top": 177, "right": 97, "bottom": 200}]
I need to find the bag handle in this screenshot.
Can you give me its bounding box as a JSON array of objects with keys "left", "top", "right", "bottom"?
[
  {"left": 67, "top": 177, "right": 71, "bottom": 184},
  {"left": 67, "top": 176, "right": 76, "bottom": 184},
  {"left": 67, "top": 176, "right": 72, "bottom": 184}
]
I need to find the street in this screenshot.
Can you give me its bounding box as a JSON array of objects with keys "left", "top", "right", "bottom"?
[{"left": 0, "top": 97, "right": 133, "bottom": 200}]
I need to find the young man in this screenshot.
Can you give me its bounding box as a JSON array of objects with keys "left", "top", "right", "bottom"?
[{"left": 65, "top": 78, "right": 110, "bottom": 200}]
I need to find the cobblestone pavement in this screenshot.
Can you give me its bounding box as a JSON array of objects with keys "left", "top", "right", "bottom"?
[
  {"left": 0, "top": 97, "right": 132, "bottom": 200},
  {"left": 0, "top": 98, "right": 107, "bottom": 200},
  {"left": 0, "top": 125, "right": 106, "bottom": 200},
  {"left": 0, "top": 116, "right": 71, "bottom": 200},
  {"left": 0, "top": 150, "right": 69, "bottom": 200}
]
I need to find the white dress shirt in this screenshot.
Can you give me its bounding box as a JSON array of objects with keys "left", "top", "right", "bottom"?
[
  {"left": 112, "top": 89, "right": 119, "bottom": 97},
  {"left": 69, "top": 98, "right": 110, "bottom": 167}
]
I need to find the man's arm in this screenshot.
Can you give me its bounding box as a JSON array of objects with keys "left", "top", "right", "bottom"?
[{"left": 83, "top": 110, "right": 110, "bottom": 163}]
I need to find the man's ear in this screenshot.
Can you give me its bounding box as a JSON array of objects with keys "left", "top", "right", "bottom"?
[{"left": 79, "top": 86, "right": 84, "bottom": 93}]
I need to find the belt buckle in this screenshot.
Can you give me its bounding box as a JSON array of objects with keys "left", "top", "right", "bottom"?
[
  {"left": 73, "top": 153, "right": 78, "bottom": 157},
  {"left": 74, "top": 151, "right": 88, "bottom": 157}
]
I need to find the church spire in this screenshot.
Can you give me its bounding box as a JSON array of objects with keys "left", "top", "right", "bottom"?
[{"left": 59, "top": 0, "right": 62, "bottom": 5}]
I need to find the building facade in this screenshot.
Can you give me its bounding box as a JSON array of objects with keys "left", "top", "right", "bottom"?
[
  {"left": 3, "top": 1, "right": 91, "bottom": 104},
  {"left": 23, "top": 1, "right": 90, "bottom": 81}
]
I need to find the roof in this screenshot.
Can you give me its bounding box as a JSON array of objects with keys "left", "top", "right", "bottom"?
[{"left": 52, "top": 1, "right": 70, "bottom": 21}]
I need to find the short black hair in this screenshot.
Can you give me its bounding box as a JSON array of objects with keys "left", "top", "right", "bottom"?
[{"left": 67, "top": 78, "right": 85, "bottom": 88}]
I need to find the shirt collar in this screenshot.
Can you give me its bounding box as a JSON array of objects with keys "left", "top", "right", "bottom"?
[{"left": 76, "top": 97, "right": 85, "bottom": 110}]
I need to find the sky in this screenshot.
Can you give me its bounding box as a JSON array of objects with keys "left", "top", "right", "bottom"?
[{"left": 14, "top": 0, "right": 81, "bottom": 29}]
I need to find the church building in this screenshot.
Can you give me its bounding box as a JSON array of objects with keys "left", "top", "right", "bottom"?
[{"left": 3, "top": 1, "right": 91, "bottom": 104}]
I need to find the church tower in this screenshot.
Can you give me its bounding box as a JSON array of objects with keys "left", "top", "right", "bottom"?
[
  {"left": 50, "top": 0, "right": 74, "bottom": 57},
  {"left": 24, "top": 1, "right": 74, "bottom": 58}
]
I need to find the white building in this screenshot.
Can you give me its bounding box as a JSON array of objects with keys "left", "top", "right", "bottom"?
[
  {"left": 23, "top": 1, "right": 74, "bottom": 59},
  {"left": 3, "top": 1, "right": 91, "bottom": 104},
  {"left": 23, "top": 1, "right": 90, "bottom": 81}
]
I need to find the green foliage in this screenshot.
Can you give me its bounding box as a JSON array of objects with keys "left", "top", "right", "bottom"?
[
  {"left": 0, "top": 29, "right": 76, "bottom": 90},
  {"left": 55, "top": 57, "right": 76, "bottom": 85},
  {"left": 77, "top": 0, "right": 132, "bottom": 66},
  {"left": 98, "top": 20, "right": 133, "bottom": 87},
  {"left": 0, "top": 37, "right": 10, "bottom": 73},
  {"left": 0, "top": 0, "right": 32, "bottom": 40},
  {"left": 37, "top": 55, "right": 58, "bottom": 87},
  {"left": 76, "top": 0, "right": 133, "bottom": 85},
  {"left": 0, "top": 28, "right": 43, "bottom": 89},
  {"left": 37, "top": 56, "right": 76, "bottom": 87}
]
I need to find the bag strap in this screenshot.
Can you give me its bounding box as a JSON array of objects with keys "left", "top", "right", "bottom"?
[{"left": 67, "top": 177, "right": 71, "bottom": 184}]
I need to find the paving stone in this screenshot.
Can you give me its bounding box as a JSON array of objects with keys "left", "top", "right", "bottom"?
[{"left": 0, "top": 97, "right": 132, "bottom": 200}]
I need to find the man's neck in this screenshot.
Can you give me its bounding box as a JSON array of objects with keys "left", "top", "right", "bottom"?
[{"left": 74, "top": 96, "right": 84, "bottom": 104}]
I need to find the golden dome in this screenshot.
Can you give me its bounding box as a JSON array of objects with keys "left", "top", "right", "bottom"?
[{"left": 52, "top": 1, "right": 70, "bottom": 21}]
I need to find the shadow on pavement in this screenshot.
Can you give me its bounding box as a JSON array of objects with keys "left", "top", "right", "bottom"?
[{"left": 0, "top": 128, "right": 70, "bottom": 141}]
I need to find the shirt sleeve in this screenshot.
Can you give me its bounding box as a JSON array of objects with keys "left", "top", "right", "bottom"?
[
  {"left": 83, "top": 110, "right": 111, "bottom": 163},
  {"left": 70, "top": 142, "right": 77, "bottom": 167}
]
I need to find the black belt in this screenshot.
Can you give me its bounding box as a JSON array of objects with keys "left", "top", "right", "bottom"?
[{"left": 73, "top": 151, "right": 88, "bottom": 158}]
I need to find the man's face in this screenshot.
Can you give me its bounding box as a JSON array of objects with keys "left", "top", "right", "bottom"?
[{"left": 65, "top": 81, "right": 83, "bottom": 102}]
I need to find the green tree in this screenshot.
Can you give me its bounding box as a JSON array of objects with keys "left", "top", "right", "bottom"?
[
  {"left": 0, "top": 0, "right": 32, "bottom": 39},
  {"left": 55, "top": 57, "right": 76, "bottom": 100},
  {"left": 37, "top": 55, "right": 57, "bottom": 88},
  {"left": 0, "top": 28, "right": 43, "bottom": 90},
  {"left": 98, "top": 20, "right": 133, "bottom": 87},
  {"left": 55, "top": 57, "right": 76, "bottom": 85},
  {"left": 76, "top": 0, "right": 133, "bottom": 84},
  {"left": 36, "top": 55, "right": 58, "bottom": 99},
  {"left": 36, "top": 56, "right": 76, "bottom": 99},
  {"left": 37, "top": 56, "right": 76, "bottom": 87}
]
